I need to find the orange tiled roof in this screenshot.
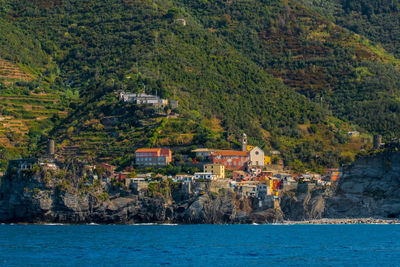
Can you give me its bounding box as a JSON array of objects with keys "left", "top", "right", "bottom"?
[
  {"left": 213, "top": 150, "right": 248, "bottom": 156},
  {"left": 136, "top": 148, "right": 161, "bottom": 153}
]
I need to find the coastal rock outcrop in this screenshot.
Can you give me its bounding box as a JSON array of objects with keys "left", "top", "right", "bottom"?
[
  {"left": 2, "top": 150, "right": 399, "bottom": 224},
  {"left": 324, "top": 151, "right": 400, "bottom": 219},
  {"left": 278, "top": 151, "right": 400, "bottom": 221},
  {"left": 0, "top": 170, "right": 280, "bottom": 224}
]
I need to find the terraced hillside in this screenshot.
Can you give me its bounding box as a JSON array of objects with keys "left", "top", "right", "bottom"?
[
  {"left": 0, "top": 90, "right": 68, "bottom": 145},
  {"left": 0, "top": 59, "right": 69, "bottom": 170},
  {"left": 0, "top": 58, "right": 33, "bottom": 83},
  {"left": 1, "top": 0, "right": 400, "bottom": 172}
]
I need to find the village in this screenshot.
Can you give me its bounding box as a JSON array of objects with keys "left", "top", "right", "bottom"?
[
  {"left": 5, "top": 132, "right": 342, "bottom": 207},
  {"left": 1, "top": 91, "right": 347, "bottom": 205},
  {"left": 128, "top": 133, "right": 341, "bottom": 201}
]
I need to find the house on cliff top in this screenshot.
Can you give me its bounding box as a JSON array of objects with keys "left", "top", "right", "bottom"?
[{"left": 119, "top": 92, "right": 168, "bottom": 107}]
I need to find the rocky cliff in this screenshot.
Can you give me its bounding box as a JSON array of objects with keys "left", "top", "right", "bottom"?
[
  {"left": 0, "top": 170, "right": 280, "bottom": 224},
  {"left": 323, "top": 151, "right": 400, "bottom": 219},
  {"left": 280, "top": 151, "right": 400, "bottom": 221},
  {"left": 1, "top": 150, "right": 399, "bottom": 224}
]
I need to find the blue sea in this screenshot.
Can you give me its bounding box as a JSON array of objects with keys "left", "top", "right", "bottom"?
[{"left": 0, "top": 224, "right": 399, "bottom": 266}]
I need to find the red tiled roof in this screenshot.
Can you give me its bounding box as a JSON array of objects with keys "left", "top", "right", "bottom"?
[{"left": 213, "top": 150, "right": 248, "bottom": 156}]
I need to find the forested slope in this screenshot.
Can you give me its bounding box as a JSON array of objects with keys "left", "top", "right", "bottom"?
[
  {"left": 181, "top": 0, "right": 400, "bottom": 138},
  {"left": 1, "top": 0, "right": 400, "bottom": 172}
]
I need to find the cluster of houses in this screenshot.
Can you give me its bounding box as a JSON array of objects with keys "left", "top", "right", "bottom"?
[
  {"left": 4, "top": 135, "right": 342, "bottom": 202},
  {"left": 129, "top": 133, "right": 341, "bottom": 199},
  {"left": 135, "top": 134, "right": 269, "bottom": 169}
]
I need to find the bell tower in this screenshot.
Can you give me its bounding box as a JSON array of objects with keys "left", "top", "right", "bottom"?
[{"left": 241, "top": 133, "right": 247, "bottom": 151}]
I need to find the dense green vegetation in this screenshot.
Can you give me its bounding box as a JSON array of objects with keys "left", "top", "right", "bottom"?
[
  {"left": 180, "top": 0, "right": 400, "bottom": 139},
  {"left": 301, "top": 0, "right": 400, "bottom": 57},
  {"left": 1, "top": 0, "right": 400, "bottom": 172}
]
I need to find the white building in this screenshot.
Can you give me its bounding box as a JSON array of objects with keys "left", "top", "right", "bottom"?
[
  {"left": 248, "top": 146, "right": 265, "bottom": 167},
  {"left": 119, "top": 92, "right": 168, "bottom": 107},
  {"left": 194, "top": 172, "right": 216, "bottom": 180},
  {"left": 174, "top": 175, "right": 194, "bottom": 183}
]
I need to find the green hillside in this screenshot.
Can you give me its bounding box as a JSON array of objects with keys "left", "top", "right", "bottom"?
[
  {"left": 2, "top": 0, "right": 400, "bottom": 172},
  {"left": 181, "top": 0, "right": 400, "bottom": 138},
  {"left": 300, "top": 0, "right": 400, "bottom": 57}
]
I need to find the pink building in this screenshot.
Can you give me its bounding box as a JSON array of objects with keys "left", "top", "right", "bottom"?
[
  {"left": 211, "top": 150, "right": 249, "bottom": 170},
  {"left": 135, "top": 148, "right": 172, "bottom": 166}
]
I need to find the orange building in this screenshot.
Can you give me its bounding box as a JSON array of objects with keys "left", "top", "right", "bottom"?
[
  {"left": 135, "top": 148, "right": 172, "bottom": 166},
  {"left": 211, "top": 150, "right": 249, "bottom": 170},
  {"left": 326, "top": 168, "right": 342, "bottom": 182}
]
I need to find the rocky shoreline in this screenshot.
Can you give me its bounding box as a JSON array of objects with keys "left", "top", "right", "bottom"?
[
  {"left": 4, "top": 217, "right": 400, "bottom": 225},
  {"left": 282, "top": 218, "right": 400, "bottom": 225},
  {"left": 2, "top": 150, "right": 400, "bottom": 224}
]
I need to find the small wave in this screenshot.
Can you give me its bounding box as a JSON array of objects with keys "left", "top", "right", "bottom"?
[
  {"left": 131, "top": 223, "right": 158, "bottom": 225},
  {"left": 130, "top": 223, "right": 179, "bottom": 226}
]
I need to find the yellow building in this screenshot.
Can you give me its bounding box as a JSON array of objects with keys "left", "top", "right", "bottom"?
[
  {"left": 204, "top": 164, "right": 225, "bottom": 179},
  {"left": 264, "top": 156, "right": 272, "bottom": 165}
]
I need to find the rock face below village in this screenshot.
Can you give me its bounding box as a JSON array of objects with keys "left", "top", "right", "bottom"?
[
  {"left": 0, "top": 172, "right": 280, "bottom": 224},
  {"left": 1, "top": 150, "right": 400, "bottom": 224}
]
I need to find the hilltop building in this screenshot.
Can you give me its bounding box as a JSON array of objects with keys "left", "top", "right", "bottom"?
[
  {"left": 119, "top": 92, "right": 168, "bottom": 107},
  {"left": 135, "top": 148, "right": 172, "bottom": 166}
]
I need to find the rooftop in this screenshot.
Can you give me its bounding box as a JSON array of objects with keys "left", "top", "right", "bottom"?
[
  {"left": 213, "top": 150, "right": 248, "bottom": 156},
  {"left": 136, "top": 148, "right": 163, "bottom": 153},
  {"left": 192, "top": 148, "right": 216, "bottom": 152}
]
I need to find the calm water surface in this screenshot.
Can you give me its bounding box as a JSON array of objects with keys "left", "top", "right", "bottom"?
[{"left": 0, "top": 224, "right": 399, "bottom": 266}]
